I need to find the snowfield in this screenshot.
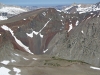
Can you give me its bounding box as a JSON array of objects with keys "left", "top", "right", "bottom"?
[
  {"left": 0, "top": 6, "right": 27, "bottom": 20},
  {"left": 0, "top": 7, "right": 27, "bottom": 15}
]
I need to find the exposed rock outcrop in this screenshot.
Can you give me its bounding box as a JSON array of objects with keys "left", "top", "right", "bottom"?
[{"left": 48, "top": 11, "right": 100, "bottom": 67}]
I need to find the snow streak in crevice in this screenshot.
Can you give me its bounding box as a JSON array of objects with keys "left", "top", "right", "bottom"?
[
  {"left": 1, "top": 25, "right": 33, "bottom": 54},
  {"left": 26, "top": 18, "right": 52, "bottom": 38}
]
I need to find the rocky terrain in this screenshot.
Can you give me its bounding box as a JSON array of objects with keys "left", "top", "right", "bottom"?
[{"left": 0, "top": 2, "right": 100, "bottom": 75}]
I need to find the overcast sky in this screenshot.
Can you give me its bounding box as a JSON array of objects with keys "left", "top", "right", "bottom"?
[{"left": 0, "top": 0, "right": 100, "bottom": 5}]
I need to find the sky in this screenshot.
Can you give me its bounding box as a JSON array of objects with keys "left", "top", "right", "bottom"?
[{"left": 0, "top": 0, "right": 100, "bottom": 5}]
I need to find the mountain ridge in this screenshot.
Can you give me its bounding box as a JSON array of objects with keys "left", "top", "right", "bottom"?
[{"left": 0, "top": 2, "right": 100, "bottom": 75}]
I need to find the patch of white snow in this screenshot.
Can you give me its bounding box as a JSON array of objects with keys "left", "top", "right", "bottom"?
[
  {"left": 62, "top": 16, "right": 64, "bottom": 18},
  {"left": 33, "top": 31, "right": 38, "bottom": 35},
  {"left": 39, "top": 18, "right": 52, "bottom": 33},
  {"left": 68, "top": 24, "right": 73, "bottom": 32},
  {"left": 42, "top": 12, "right": 46, "bottom": 16},
  {"left": 61, "top": 20, "right": 63, "bottom": 22},
  {"left": 0, "top": 16, "right": 8, "bottom": 20},
  {"left": 1, "top": 25, "right": 33, "bottom": 54},
  {"left": 11, "top": 59, "right": 16, "bottom": 63},
  {"left": 40, "top": 33, "right": 43, "bottom": 38},
  {"left": 0, "top": 67, "right": 11, "bottom": 75},
  {"left": 75, "top": 20, "right": 79, "bottom": 26},
  {"left": 1, "top": 60, "right": 10, "bottom": 65},
  {"left": 13, "top": 67, "right": 21, "bottom": 75},
  {"left": 90, "top": 13, "right": 93, "bottom": 14},
  {"left": 62, "top": 23, "right": 64, "bottom": 25},
  {"left": 57, "top": 10, "right": 62, "bottom": 12},
  {"left": 33, "top": 58, "right": 38, "bottom": 60},
  {"left": 43, "top": 49, "right": 48, "bottom": 53},
  {"left": 14, "top": 53, "right": 20, "bottom": 56},
  {"left": 81, "top": 30, "right": 84, "bottom": 34},
  {"left": 23, "top": 57, "right": 29, "bottom": 60},
  {"left": 23, "top": 18, "right": 26, "bottom": 20},
  {"left": 87, "top": 16, "right": 91, "bottom": 20},
  {"left": 0, "top": 7, "right": 27, "bottom": 15},
  {"left": 26, "top": 32, "right": 33, "bottom": 38},
  {"left": 90, "top": 66, "right": 100, "bottom": 70}
]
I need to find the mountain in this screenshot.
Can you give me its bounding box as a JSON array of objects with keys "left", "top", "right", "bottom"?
[
  {"left": 0, "top": 2, "right": 100, "bottom": 75},
  {"left": 60, "top": 2, "right": 100, "bottom": 14},
  {"left": 0, "top": 3, "right": 28, "bottom": 20}
]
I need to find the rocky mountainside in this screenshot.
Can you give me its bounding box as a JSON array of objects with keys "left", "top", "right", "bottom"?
[
  {"left": 0, "top": 2, "right": 100, "bottom": 75},
  {"left": 0, "top": 8, "right": 67, "bottom": 54},
  {"left": 48, "top": 11, "right": 100, "bottom": 67}
]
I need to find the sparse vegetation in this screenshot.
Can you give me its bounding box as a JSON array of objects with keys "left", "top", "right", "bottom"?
[
  {"left": 44, "top": 62, "right": 60, "bottom": 67},
  {"left": 51, "top": 56, "right": 89, "bottom": 64},
  {"left": 44, "top": 56, "right": 89, "bottom": 67}
]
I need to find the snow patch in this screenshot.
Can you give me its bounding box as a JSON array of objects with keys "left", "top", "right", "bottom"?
[
  {"left": 33, "top": 31, "right": 38, "bottom": 35},
  {"left": 23, "top": 18, "right": 26, "bottom": 20},
  {"left": 57, "top": 10, "right": 62, "bottom": 12},
  {"left": 68, "top": 24, "right": 73, "bottom": 32},
  {"left": 78, "top": 4, "right": 81, "bottom": 7},
  {"left": 43, "top": 49, "right": 48, "bottom": 53},
  {"left": 75, "top": 20, "right": 79, "bottom": 26},
  {"left": 42, "top": 12, "right": 46, "bottom": 16},
  {"left": 39, "top": 18, "right": 52, "bottom": 33},
  {"left": 15, "top": 53, "right": 20, "bottom": 56},
  {"left": 0, "top": 67, "right": 11, "bottom": 75},
  {"left": 33, "top": 58, "right": 38, "bottom": 60},
  {"left": 65, "top": 6, "right": 73, "bottom": 11},
  {"left": 62, "top": 16, "right": 64, "bottom": 18},
  {"left": 93, "top": 14, "right": 96, "bottom": 17},
  {"left": 0, "top": 7, "right": 27, "bottom": 15},
  {"left": 13, "top": 67, "right": 21, "bottom": 75},
  {"left": 97, "top": 15, "right": 99, "bottom": 17},
  {"left": 11, "top": 59, "right": 16, "bottom": 63},
  {"left": 90, "top": 13, "right": 93, "bottom": 14},
  {"left": 40, "top": 33, "right": 43, "bottom": 38},
  {"left": 61, "top": 20, "right": 63, "bottom": 22},
  {"left": 60, "top": 29, "right": 62, "bottom": 30},
  {"left": 0, "top": 16, "right": 8, "bottom": 20},
  {"left": 1, "top": 60, "right": 10, "bottom": 65},
  {"left": 26, "top": 32, "right": 33, "bottom": 38},
  {"left": 81, "top": 30, "right": 84, "bottom": 34},
  {"left": 1, "top": 25, "right": 33, "bottom": 54},
  {"left": 87, "top": 16, "right": 91, "bottom": 20},
  {"left": 62, "top": 23, "right": 64, "bottom": 25},
  {"left": 23, "top": 57, "right": 29, "bottom": 60},
  {"left": 26, "top": 18, "right": 51, "bottom": 38},
  {"left": 90, "top": 66, "right": 100, "bottom": 70}
]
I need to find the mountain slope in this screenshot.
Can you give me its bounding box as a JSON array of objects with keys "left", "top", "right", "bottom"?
[
  {"left": 48, "top": 9, "right": 100, "bottom": 67},
  {"left": 0, "top": 2, "right": 100, "bottom": 74}
]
